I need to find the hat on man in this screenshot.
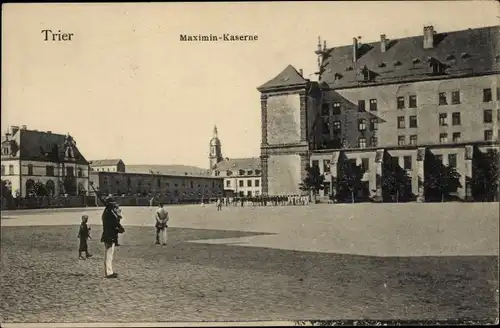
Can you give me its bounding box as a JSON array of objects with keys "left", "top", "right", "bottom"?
[{"left": 104, "top": 195, "right": 116, "bottom": 205}]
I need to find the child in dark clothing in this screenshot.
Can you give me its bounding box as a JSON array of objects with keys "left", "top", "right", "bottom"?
[{"left": 78, "top": 215, "right": 92, "bottom": 260}]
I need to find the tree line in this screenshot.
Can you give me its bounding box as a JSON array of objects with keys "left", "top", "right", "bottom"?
[{"left": 299, "top": 148, "right": 499, "bottom": 203}]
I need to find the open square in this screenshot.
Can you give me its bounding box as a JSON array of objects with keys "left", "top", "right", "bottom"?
[{"left": 1, "top": 203, "right": 498, "bottom": 324}]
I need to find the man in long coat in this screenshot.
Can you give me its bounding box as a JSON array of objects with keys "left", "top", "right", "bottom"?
[{"left": 101, "top": 196, "right": 124, "bottom": 278}]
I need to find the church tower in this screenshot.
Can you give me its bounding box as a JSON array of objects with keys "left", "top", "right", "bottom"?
[{"left": 209, "top": 125, "right": 223, "bottom": 171}]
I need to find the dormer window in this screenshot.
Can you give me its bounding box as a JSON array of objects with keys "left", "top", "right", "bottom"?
[
  {"left": 393, "top": 60, "right": 402, "bottom": 67},
  {"left": 445, "top": 54, "right": 455, "bottom": 61},
  {"left": 346, "top": 66, "right": 353, "bottom": 71},
  {"left": 334, "top": 73, "right": 343, "bottom": 80},
  {"left": 461, "top": 52, "right": 470, "bottom": 59},
  {"left": 378, "top": 62, "right": 386, "bottom": 68},
  {"left": 412, "top": 58, "right": 421, "bottom": 64}
]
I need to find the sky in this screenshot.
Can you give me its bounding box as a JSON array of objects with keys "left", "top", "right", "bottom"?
[{"left": 2, "top": 1, "right": 499, "bottom": 169}]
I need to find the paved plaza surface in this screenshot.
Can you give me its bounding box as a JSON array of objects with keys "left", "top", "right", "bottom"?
[{"left": 1, "top": 203, "right": 499, "bottom": 324}]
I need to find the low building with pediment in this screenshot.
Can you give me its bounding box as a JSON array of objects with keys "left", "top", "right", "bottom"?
[{"left": 1, "top": 125, "right": 90, "bottom": 197}]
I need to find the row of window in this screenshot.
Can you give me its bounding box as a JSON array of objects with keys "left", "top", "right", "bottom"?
[
  {"left": 312, "top": 153, "right": 458, "bottom": 173},
  {"left": 215, "top": 169, "right": 261, "bottom": 177},
  {"left": 438, "top": 110, "right": 497, "bottom": 127},
  {"left": 321, "top": 87, "right": 499, "bottom": 115},
  {"left": 227, "top": 179, "right": 261, "bottom": 188},
  {"left": 237, "top": 190, "right": 260, "bottom": 197},
  {"left": 1, "top": 165, "right": 83, "bottom": 177},
  {"left": 102, "top": 177, "right": 221, "bottom": 189},
  {"left": 397, "top": 116, "right": 418, "bottom": 129}
]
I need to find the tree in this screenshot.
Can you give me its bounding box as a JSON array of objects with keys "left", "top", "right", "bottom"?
[
  {"left": 471, "top": 149, "right": 500, "bottom": 201},
  {"left": 381, "top": 156, "right": 413, "bottom": 202},
  {"left": 1, "top": 180, "right": 13, "bottom": 198},
  {"left": 424, "top": 152, "right": 461, "bottom": 202},
  {"left": 298, "top": 164, "right": 325, "bottom": 203},
  {"left": 336, "top": 160, "right": 365, "bottom": 203},
  {"left": 33, "top": 181, "right": 48, "bottom": 197}
]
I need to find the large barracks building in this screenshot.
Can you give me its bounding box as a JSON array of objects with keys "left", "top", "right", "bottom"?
[{"left": 258, "top": 25, "right": 499, "bottom": 201}]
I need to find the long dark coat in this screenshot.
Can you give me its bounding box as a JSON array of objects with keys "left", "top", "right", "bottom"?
[{"left": 101, "top": 206, "right": 122, "bottom": 244}]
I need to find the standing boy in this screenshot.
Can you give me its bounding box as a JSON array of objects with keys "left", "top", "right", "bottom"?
[
  {"left": 154, "top": 203, "right": 169, "bottom": 245},
  {"left": 101, "top": 196, "right": 124, "bottom": 279},
  {"left": 78, "top": 214, "right": 92, "bottom": 260}
]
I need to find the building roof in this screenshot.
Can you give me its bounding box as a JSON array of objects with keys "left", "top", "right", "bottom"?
[
  {"left": 257, "top": 64, "right": 308, "bottom": 91},
  {"left": 90, "top": 159, "right": 123, "bottom": 166},
  {"left": 126, "top": 164, "right": 211, "bottom": 177},
  {"left": 2, "top": 128, "right": 88, "bottom": 164},
  {"left": 318, "top": 25, "right": 499, "bottom": 88},
  {"left": 213, "top": 157, "right": 261, "bottom": 171},
  {"left": 90, "top": 171, "right": 222, "bottom": 180}
]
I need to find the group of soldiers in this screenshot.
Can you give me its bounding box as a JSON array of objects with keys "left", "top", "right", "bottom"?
[{"left": 213, "top": 195, "right": 310, "bottom": 207}]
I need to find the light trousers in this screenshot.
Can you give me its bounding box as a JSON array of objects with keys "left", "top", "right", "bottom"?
[
  {"left": 104, "top": 242, "right": 115, "bottom": 276},
  {"left": 157, "top": 228, "right": 168, "bottom": 244}
]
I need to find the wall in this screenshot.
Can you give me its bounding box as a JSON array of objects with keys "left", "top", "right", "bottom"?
[
  {"left": 266, "top": 94, "right": 302, "bottom": 145},
  {"left": 92, "top": 172, "right": 224, "bottom": 200},
  {"left": 267, "top": 154, "right": 301, "bottom": 195},
  {"left": 318, "top": 75, "right": 500, "bottom": 149},
  {"left": 1, "top": 159, "right": 20, "bottom": 196},
  {"left": 223, "top": 176, "right": 262, "bottom": 196}
]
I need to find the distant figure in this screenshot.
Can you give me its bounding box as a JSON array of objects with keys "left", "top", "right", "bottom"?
[
  {"left": 216, "top": 198, "right": 222, "bottom": 211},
  {"left": 154, "top": 203, "right": 169, "bottom": 245},
  {"left": 77, "top": 214, "right": 92, "bottom": 260},
  {"left": 101, "top": 196, "right": 124, "bottom": 279}
]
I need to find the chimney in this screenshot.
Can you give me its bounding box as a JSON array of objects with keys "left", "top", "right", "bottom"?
[
  {"left": 11, "top": 125, "right": 19, "bottom": 135},
  {"left": 380, "top": 34, "right": 387, "bottom": 53},
  {"left": 299, "top": 69, "right": 303, "bottom": 77},
  {"left": 21, "top": 125, "right": 27, "bottom": 130},
  {"left": 353, "top": 37, "right": 358, "bottom": 63},
  {"left": 423, "top": 25, "right": 434, "bottom": 49}
]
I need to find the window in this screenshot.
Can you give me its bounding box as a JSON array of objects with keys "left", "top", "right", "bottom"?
[
  {"left": 323, "top": 159, "right": 331, "bottom": 173},
  {"left": 247, "top": 170, "right": 253, "bottom": 176},
  {"left": 483, "top": 88, "right": 492, "bottom": 102},
  {"left": 358, "top": 119, "right": 366, "bottom": 131},
  {"left": 439, "top": 113, "right": 448, "bottom": 126},
  {"left": 452, "top": 112, "right": 461, "bottom": 125},
  {"left": 239, "top": 180, "right": 244, "bottom": 187},
  {"left": 239, "top": 169, "right": 245, "bottom": 175},
  {"left": 255, "top": 170, "right": 261, "bottom": 175},
  {"left": 103, "top": 177, "right": 108, "bottom": 185},
  {"left": 448, "top": 154, "right": 457, "bottom": 168},
  {"left": 255, "top": 191, "right": 260, "bottom": 196},
  {"left": 369, "top": 99, "right": 377, "bottom": 111},
  {"left": 9, "top": 165, "right": 14, "bottom": 175},
  {"left": 78, "top": 168, "right": 83, "bottom": 178},
  {"left": 451, "top": 91, "right": 461, "bottom": 104},
  {"left": 484, "top": 129, "right": 493, "bottom": 141},
  {"left": 358, "top": 100, "right": 365, "bottom": 112},
  {"left": 497, "top": 87, "right": 500, "bottom": 101},
  {"left": 403, "top": 156, "right": 412, "bottom": 170},
  {"left": 46, "top": 165, "right": 54, "bottom": 176},
  {"left": 321, "top": 103, "right": 330, "bottom": 116},
  {"left": 247, "top": 191, "right": 252, "bottom": 197},
  {"left": 438, "top": 92, "right": 447, "bottom": 105},
  {"left": 255, "top": 179, "right": 260, "bottom": 187},
  {"left": 398, "top": 136, "right": 405, "bottom": 146},
  {"left": 226, "top": 180, "right": 230, "bottom": 187},
  {"left": 397, "top": 116, "right": 405, "bottom": 129},
  {"left": 358, "top": 137, "right": 367, "bottom": 149},
  {"left": 312, "top": 160, "right": 319, "bottom": 168},
  {"left": 157, "top": 179, "right": 161, "bottom": 188},
  {"left": 1, "top": 165, "right": 4, "bottom": 175},
  {"left": 332, "top": 102, "right": 341, "bottom": 115},
  {"left": 409, "top": 115, "right": 418, "bottom": 128},
  {"left": 409, "top": 95, "right": 417, "bottom": 108},
  {"left": 361, "top": 158, "right": 369, "bottom": 171},
  {"left": 27, "top": 164, "right": 33, "bottom": 176},
  {"left": 370, "top": 137, "right": 378, "bottom": 147},
  {"left": 452, "top": 132, "right": 461, "bottom": 143},
  {"left": 333, "top": 121, "right": 341, "bottom": 131},
  {"left": 247, "top": 180, "right": 252, "bottom": 187},
  {"left": 370, "top": 118, "right": 378, "bottom": 130},
  {"left": 484, "top": 109, "right": 493, "bottom": 123},
  {"left": 342, "top": 138, "right": 347, "bottom": 148},
  {"left": 439, "top": 133, "right": 448, "bottom": 144},
  {"left": 397, "top": 96, "right": 405, "bottom": 109},
  {"left": 410, "top": 135, "right": 418, "bottom": 145}
]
